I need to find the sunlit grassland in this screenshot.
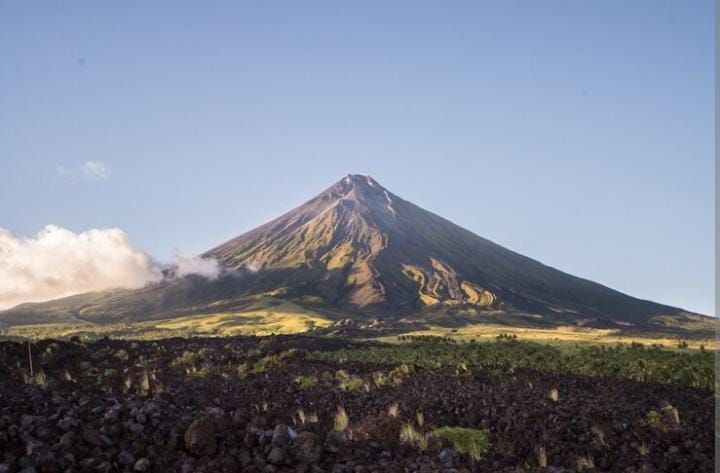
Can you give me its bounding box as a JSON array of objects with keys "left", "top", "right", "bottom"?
[
  {"left": 0, "top": 300, "right": 714, "bottom": 350},
  {"left": 153, "top": 300, "right": 333, "bottom": 335},
  {"left": 0, "top": 300, "right": 333, "bottom": 341},
  {"left": 373, "top": 324, "right": 715, "bottom": 350}
]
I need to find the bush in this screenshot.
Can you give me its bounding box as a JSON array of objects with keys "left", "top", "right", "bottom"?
[
  {"left": 171, "top": 349, "right": 209, "bottom": 367},
  {"left": 339, "top": 376, "right": 365, "bottom": 392},
  {"left": 250, "top": 349, "right": 299, "bottom": 374},
  {"left": 334, "top": 406, "right": 349, "bottom": 432},
  {"left": 400, "top": 423, "right": 428, "bottom": 450},
  {"left": 432, "top": 426, "right": 489, "bottom": 461},
  {"left": 294, "top": 375, "right": 318, "bottom": 390},
  {"left": 308, "top": 339, "right": 714, "bottom": 389}
]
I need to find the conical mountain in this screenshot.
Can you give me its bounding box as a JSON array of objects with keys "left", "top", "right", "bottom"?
[
  {"left": 0, "top": 174, "right": 707, "bottom": 333},
  {"left": 203, "top": 174, "right": 691, "bottom": 325}
]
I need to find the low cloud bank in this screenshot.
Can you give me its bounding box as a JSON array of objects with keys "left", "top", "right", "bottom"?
[
  {"left": 0, "top": 225, "right": 222, "bottom": 311},
  {"left": 174, "top": 253, "right": 221, "bottom": 279}
]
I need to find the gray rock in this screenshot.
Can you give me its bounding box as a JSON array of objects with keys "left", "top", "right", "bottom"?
[
  {"left": 266, "top": 446, "right": 284, "bottom": 465},
  {"left": 184, "top": 417, "right": 216, "bottom": 457},
  {"left": 26, "top": 439, "right": 47, "bottom": 457},
  {"left": 96, "top": 461, "right": 111, "bottom": 473},
  {"left": 59, "top": 432, "right": 74, "bottom": 447},
  {"left": 82, "top": 429, "right": 105, "bottom": 447},
  {"left": 271, "top": 424, "right": 291, "bottom": 449},
  {"left": 294, "top": 431, "right": 320, "bottom": 464},
  {"left": 57, "top": 418, "right": 72, "bottom": 432},
  {"left": 117, "top": 450, "right": 136, "bottom": 466},
  {"left": 36, "top": 450, "right": 56, "bottom": 473},
  {"left": 133, "top": 458, "right": 150, "bottom": 472}
]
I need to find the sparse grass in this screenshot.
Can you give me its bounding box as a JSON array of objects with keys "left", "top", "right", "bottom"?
[
  {"left": 23, "top": 370, "right": 46, "bottom": 386},
  {"left": 645, "top": 403, "right": 680, "bottom": 430},
  {"left": 371, "top": 371, "right": 390, "bottom": 387},
  {"left": 536, "top": 446, "right": 548, "bottom": 467},
  {"left": 645, "top": 410, "right": 663, "bottom": 428},
  {"left": 310, "top": 338, "right": 715, "bottom": 390},
  {"left": 339, "top": 376, "right": 365, "bottom": 392},
  {"left": 294, "top": 409, "right": 318, "bottom": 425},
  {"left": 294, "top": 375, "right": 318, "bottom": 390},
  {"left": 591, "top": 425, "right": 607, "bottom": 447},
  {"left": 334, "top": 406, "right": 349, "bottom": 432},
  {"left": 139, "top": 371, "right": 151, "bottom": 395},
  {"left": 662, "top": 402, "right": 680, "bottom": 425},
  {"left": 186, "top": 364, "right": 212, "bottom": 378},
  {"left": 171, "top": 349, "right": 209, "bottom": 367},
  {"left": 250, "top": 349, "right": 298, "bottom": 374},
  {"left": 376, "top": 323, "right": 714, "bottom": 350},
  {"left": 387, "top": 402, "right": 399, "bottom": 417},
  {"left": 399, "top": 423, "right": 428, "bottom": 450},
  {"left": 576, "top": 455, "right": 595, "bottom": 470},
  {"left": 432, "top": 426, "right": 489, "bottom": 461}
]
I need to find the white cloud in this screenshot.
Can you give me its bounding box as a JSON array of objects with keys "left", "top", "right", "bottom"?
[
  {"left": 0, "top": 225, "right": 226, "bottom": 311},
  {"left": 0, "top": 225, "right": 162, "bottom": 310},
  {"left": 81, "top": 160, "right": 112, "bottom": 179},
  {"left": 174, "top": 254, "right": 221, "bottom": 280}
]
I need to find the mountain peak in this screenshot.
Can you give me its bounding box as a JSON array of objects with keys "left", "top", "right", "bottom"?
[
  {"left": 331, "top": 174, "right": 384, "bottom": 195},
  {"left": 199, "top": 174, "right": 692, "bottom": 325},
  {"left": 4, "top": 174, "right": 705, "bottom": 335}
]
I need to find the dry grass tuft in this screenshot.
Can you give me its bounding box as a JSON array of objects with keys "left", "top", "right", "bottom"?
[{"left": 334, "top": 406, "right": 349, "bottom": 432}]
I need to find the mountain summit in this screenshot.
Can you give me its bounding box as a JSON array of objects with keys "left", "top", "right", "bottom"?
[
  {"left": 202, "top": 174, "right": 689, "bottom": 326},
  {"left": 0, "top": 174, "right": 706, "bottom": 333}
]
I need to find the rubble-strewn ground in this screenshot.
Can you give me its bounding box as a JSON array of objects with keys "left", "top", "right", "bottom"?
[{"left": 0, "top": 335, "right": 713, "bottom": 473}]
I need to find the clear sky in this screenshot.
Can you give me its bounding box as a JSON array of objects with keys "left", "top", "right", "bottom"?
[{"left": 0, "top": 1, "right": 714, "bottom": 315}]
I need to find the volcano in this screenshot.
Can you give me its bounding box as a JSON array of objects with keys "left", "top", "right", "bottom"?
[{"left": 0, "top": 174, "right": 708, "bottom": 333}]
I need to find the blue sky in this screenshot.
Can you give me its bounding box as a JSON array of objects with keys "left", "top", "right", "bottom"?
[{"left": 0, "top": 1, "right": 714, "bottom": 315}]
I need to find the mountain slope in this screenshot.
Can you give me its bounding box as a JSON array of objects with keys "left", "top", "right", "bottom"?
[
  {"left": 0, "top": 174, "right": 709, "bottom": 334},
  {"left": 203, "top": 174, "right": 692, "bottom": 326}
]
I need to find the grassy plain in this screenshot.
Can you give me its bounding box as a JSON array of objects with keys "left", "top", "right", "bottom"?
[{"left": 373, "top": 324, "right": 715, "bottom": 350}]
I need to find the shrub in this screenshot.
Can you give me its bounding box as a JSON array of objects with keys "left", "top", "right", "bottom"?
[
  {"left": 23, "top": 370, "right": 47, "bottom": 386},
  {"left": 308, "top": 339, "right": 714, "bottom": 389},
  {"left": 250, "top": 349, "right": 299, "bottom": 374},
  {"left": 294, "top": 375, "right": 318, "bottom": 390},
  {"left": 371, "top": 371, "right": 389, "bottom": 387},
  {"left": 339, "top": 376, "right": 365, "bottom": 392},
  {"left": 576, "top": 455, "right": 594, "bottom": 471},
  {"left": 171, "top": 349, "right": 209, "bottom": 367},
  {"left": 432, "top": 426, "right": 489, "bottom": 461},
  {"left": 536, "top": 446, "right": 548, "bottom": 467},
  {"left": 645, "top": 403, "right": 681, "bottom": 430},
  {"left": 334, "top": 406, "right": 349, "bottom": 432},
  {"left": 400, "top": 423, "right": 428, "bottom": 450},
  {"left": 295, "top": 409, "right": 318, "bottom": 425}
]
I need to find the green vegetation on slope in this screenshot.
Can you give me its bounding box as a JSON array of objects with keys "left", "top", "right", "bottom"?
[{"left": 309, "top": 337, "right": 715, "bottom": 390}]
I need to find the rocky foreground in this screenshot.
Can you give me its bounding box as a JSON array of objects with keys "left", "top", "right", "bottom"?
[{"left": 0, "top": 335, "right": 714, "bottom": 473}]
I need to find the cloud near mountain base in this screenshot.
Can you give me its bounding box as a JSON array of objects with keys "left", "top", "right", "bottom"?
[{"left": 0, "top": 225, "right": 220, "bottom": 310}]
